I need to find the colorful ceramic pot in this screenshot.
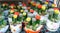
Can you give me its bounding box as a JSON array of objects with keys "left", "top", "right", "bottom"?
[
  {"left": 8, "top": 18, "right": 22, "bottom": 33},
  {"left": 46, "top": 19, "right": 60, "bottom": 32},
  {"left": 10, "top": 24, "right": 22, "bottom": 33}
]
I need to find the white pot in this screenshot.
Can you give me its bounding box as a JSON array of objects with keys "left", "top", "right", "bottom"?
[
  {"left": 10, "top": 24, "right": 22, "bottom": 33},
  {"left": 46, "top": 19, "right": 60, "bottom": 32},
  {"left": 8, "top": 18, "right": 22, "bottom": 33},
  {"left": 0, "top": 25, "right": 9, "bottom": 33}
]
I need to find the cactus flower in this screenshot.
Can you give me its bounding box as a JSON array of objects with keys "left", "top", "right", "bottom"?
[
  {"left": 32, "top": 2, "right": 36, "bottom": 6},
  {"left": 35, "top": 15, "right": 40, "bottom": 20},
  {"left": 54, "top": 9, "right": 59, "bottom": 14},
  {"left": 30, "top": 9, "right": 34, "bottom": 13},
  {"left": 13, "top": 15, "right": 17, "bottom": 19},
  {"left": 14, "top": 12, "right": 19, "bottom": 16},
  {"left": 37, "top": 4, "right": 42, "bottom": 9},
  {"left": 20, "top": 10, "right": 24, "bottom": 13},
  {"left": 45, "top": 1, "right": 48, "bottom": 4},
  {"left": 10, "top": 9, "right": 14, "bottom": 13},
  {"left": 52, "top": 4, "right": 56, "bottom": 7},
  {"left": 42, "top": 6, "right": 46, "bottom": 10},
  {"left": 26, "top": 17, "right": 31, "bottom": 22},
  {"left": 23, "top": 12, "right": 26, "bottom": 16}
]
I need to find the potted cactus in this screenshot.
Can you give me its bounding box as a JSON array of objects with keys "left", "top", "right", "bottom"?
[
  {"left": 8, "top": 12, "right": 22, "bottom": 33},
  {"left": 24, "top": 14, "right": 43, "bottom": 33},
  {"left": 46, "top": 8, "right": 60, "bottom": 32},
  {"left": 1, "top": 2, "right": 8, "bottom": 10},
  {"left": 9, "top": 3, "right": 16, "bottom": 9}
]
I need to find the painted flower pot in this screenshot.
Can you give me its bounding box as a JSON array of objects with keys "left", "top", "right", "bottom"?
[
  {"left": 46, "top": 19, "right": 60, "bottom": 32},
  {"left": 0, "top": 25, "right": 9, "bottom": 33},
  {"left": 8, "top": 18, "right": 22, "bottom": 33},
  {"left": 10, "top": 24, "right": 22, "bottom": 33},
  {"left": 24, "top": 25, "right": 43, "bottom": 33}
]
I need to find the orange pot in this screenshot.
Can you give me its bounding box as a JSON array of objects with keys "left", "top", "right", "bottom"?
[{"left": 24, "top": 25, "right": 43, "bottom": 33}]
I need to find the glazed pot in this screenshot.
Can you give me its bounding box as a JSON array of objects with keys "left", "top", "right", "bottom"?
[
  {"left": 24, "top": 25, "right": 43, "bottom": 33},
  {"left": 46, "top": 19, "right": 60, "bottom": 32},
  {"left": 10, "top": 24, "right": 22, "bottom": 33},
  {"left": 0, "top": 25, "right": 9, "bottom": 33},
  {"left": 8, "top": 18, "right": 22, "bottom": 33}
]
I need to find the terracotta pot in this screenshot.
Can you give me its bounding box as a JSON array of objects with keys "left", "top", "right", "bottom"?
[
  {"left": 0, "top": 25, "right": 9, "bottom": 33},
  {"left": 46, "top": 19, "right": 60, "bottom": 32},
  {"left": 24, "top": 25, "right": 43, "bottom": 33}
]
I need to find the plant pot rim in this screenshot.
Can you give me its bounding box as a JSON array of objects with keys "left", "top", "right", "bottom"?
[{"left": 10, "top": 24, "right": 22, "bottom": 26}]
